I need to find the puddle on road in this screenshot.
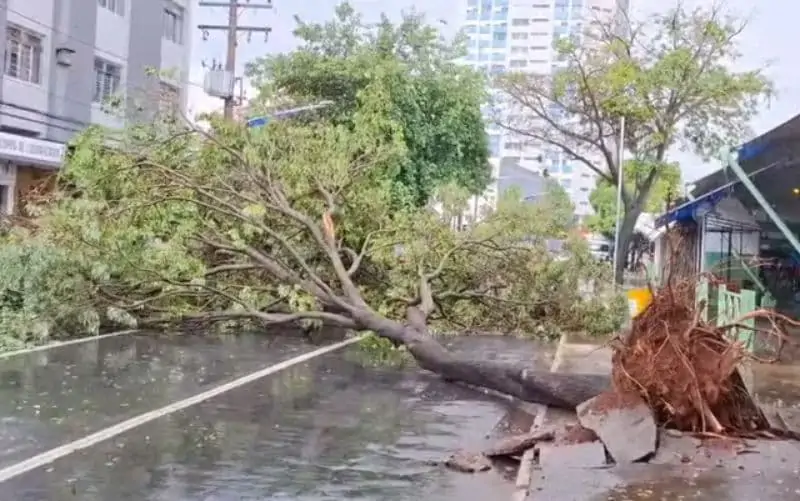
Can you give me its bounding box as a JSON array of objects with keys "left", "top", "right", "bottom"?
[
  {"left": 594, "top": 467, "right": 800, "bottom": 501},
  {"left": 598, "top": 470, "right": 731, "bottom": 500},
  {"left": 0, "top": 331, "right": 339, "bottom": 469},
  {"left": 5, "top": 337, "right": 556, "bottom": 501}
]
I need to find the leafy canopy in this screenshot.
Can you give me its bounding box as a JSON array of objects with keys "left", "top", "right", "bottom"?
[
  {"left": 0, "top": 107, "right": 620, "bottom": 345},
  {"left": 587, "top": 160, "right": 681, "bottom": 238},
  {"left": 246, "top": 1, "right": 492, "bottom": 207},
  {"left": 495, "top": 3, "right": 773, "bottom": 276}
]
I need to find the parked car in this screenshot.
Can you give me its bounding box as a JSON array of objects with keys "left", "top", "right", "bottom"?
[{"left": 587, "top": 240, "right": 612, "bottom": 261}]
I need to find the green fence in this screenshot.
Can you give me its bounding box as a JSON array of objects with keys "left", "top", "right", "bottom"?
[{"left": 696, "top": 278, "right": 758, "bottom": 352}]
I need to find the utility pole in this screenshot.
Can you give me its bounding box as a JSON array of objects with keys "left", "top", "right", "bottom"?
[{"left": 197, "top": 1, "right": 273, "bottom": 120}]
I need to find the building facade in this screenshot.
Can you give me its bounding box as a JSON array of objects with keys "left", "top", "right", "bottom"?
[
  {"left": 0, "top": 0, "right": 193, "bottom": 214},
  {"left": 462, "top": 0, "right": 627, "bottom": 220}
]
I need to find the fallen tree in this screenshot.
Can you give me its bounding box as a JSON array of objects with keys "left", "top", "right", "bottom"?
[
  {"left": 4, "top": 110, "right": 792, "bottom": 430},
  {"left": 0, "top": 93, "right": 623, "bottom": 406}
]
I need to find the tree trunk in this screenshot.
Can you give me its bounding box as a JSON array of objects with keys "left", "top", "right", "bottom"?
[
  {"left": 356, "top": 310, "right": 611, "bottom": 410},
  {"left": 613, "top": 206, "right": 640, "bottom": 284}
]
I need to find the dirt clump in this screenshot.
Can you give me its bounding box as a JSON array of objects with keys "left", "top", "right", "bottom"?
[
  {"left": 610, "top": 276, "right": 786, "bottom": 436},
  {"left": 559, "top": 424, "right": 599, "bottom": 444}
]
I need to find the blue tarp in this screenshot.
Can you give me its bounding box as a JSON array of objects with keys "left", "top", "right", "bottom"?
[
  {"left": 654, "top": 186, "right": 732, "bottom": 228},
  {"left": 246, "top": 116, "right": 270, "bottom": 128},
  {"left": 654, "top": 140, "right": 772, "bottom": 229},
  {"left": 737, "top": 142, "right": 770, "bottom": 163},
  {"left": 246, "top": 101, "right": 335, "bottom": 129}
]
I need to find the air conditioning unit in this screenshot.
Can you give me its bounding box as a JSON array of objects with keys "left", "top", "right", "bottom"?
[{"left": 203, "top": 70, "right": 235, "bottom": 98}]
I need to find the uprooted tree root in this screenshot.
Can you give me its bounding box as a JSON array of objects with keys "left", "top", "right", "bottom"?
[{"left": 611, "top": 278, "right": 793, "bottom": 436}]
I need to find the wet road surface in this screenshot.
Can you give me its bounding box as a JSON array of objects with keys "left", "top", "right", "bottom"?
[
  {"left": 0, "top": 333, "right": 556, "bottom": 501},
  {"left": 0, "top": 332, "right": 340, "bottom": 469}
]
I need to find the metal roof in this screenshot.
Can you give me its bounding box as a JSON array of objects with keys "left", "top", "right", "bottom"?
[{"left": 656, "top": 112, "right": 800, "bottom": 228}]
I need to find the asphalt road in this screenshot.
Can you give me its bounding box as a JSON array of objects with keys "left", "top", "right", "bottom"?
[{"left": 0, "top": 332, "right": 555, "bottom": 501}]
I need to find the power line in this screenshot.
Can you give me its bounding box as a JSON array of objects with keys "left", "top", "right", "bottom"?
[
  {"left": 0, "top": 100, "right": 89, "bottom": 128},
  {"left": 0, "top": 111, "right": 83, "bottom": 135},
  {"left": 0, "top": 72, "right": 161, "bottom": 123}
]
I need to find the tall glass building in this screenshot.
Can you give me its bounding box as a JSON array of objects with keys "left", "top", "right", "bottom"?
[{"left": 462, "top": 0, "right": 627, "bottom": 220}]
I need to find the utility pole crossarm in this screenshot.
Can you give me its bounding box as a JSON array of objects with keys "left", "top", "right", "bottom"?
[
  {"left": 198, "top": 1, "right": 273, "bottom": 7},
  {"left": 197, "top": 0, "right": 272, "bottom": 120},
  {"left": 198, "top": 25, "right": 272, "bottom": 32}
]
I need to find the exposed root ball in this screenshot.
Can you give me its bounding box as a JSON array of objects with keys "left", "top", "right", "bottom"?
[{"left": 611, "top": 279, "right": 768, "bottom": 434}]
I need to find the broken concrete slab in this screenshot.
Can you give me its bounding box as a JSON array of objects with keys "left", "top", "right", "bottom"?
[
  {"left": 483, "top": 430, "right": 555, "bottom": 458},
  {"left": 761, "top": 404, "right": 789, "bottom": 434},
  {"left": 444, "top": 451, "right": 491, "bottom": 473},
  {"left": 649, "top": 432, "right": 703, "bottom": 466},
  {"left": 737, "top": 361, "right": 755, "bottom": 396},
  {"left": 538, "top": 441, "right": 607, "bottom": 469},
  {"left": 577, "top": 391, "right": 657, "bottom": 464}
]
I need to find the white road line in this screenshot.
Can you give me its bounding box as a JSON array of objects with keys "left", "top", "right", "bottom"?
[
  {"left": 0, "top": 334, "right": 365, "bottom": 484},
  {"left": 511, "top": 333, "right": 567, "bottom": 501},
  {"left": 0, "top": 330, "right": 141, "bottom": 360}
]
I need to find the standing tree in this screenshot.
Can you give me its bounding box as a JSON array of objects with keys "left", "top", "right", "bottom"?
[
  {"left": 495, "top": 4, "right": 773, "bottom": 282},
  {"left": 246, "top": 1, "right": 492, "bottom": 207},
  {"left": 587, "top": 159, "right": 681, "bottom": 239}
]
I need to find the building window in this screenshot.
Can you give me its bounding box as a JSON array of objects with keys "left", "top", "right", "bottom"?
[
  {"left": 493, "top": 7, "right": 509, "bottom": 20},
  {"left": 511, "top": 32, "right": 528, "bottom": 40},
  {"left": 98, "top": 0, "right": 125, "bottom": 16},
  {"left": 164, "top": 4, "right": 184, "bottom": 44},
  {"left": 93, "top": 58, "right": 122, "bottom": 103},
  {"left": 5, "top": 25, "right": 43, "bottom": 84},
  {"left": 511, "top": 19, "right": 529, "bottom": 26}
]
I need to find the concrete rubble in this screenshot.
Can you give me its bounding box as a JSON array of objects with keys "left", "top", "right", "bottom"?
[{"left": 576, "top": 391, "right": 657, "bottom": 463}]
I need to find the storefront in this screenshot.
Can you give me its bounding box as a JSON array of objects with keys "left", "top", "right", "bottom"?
[{"left": 0, "top": 132, "right": 66, "bottom": 215}]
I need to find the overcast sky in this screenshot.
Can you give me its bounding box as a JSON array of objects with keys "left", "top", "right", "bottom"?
[{"left": 187, "top": 0, "right": 797, "bottom": 183}]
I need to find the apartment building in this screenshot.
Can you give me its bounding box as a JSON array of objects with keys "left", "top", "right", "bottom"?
[
  {"left": 0, "top": 0, "right": 193, "bottom": 215},
  {"left": 462, "top": 0, "right": 627, "bottom": 220}
]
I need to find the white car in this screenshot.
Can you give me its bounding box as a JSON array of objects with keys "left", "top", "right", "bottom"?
[{"left": 587, "top": 240, "right": 612, "bottom": 261}]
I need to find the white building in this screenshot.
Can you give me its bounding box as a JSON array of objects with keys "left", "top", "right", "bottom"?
[
  {"left": 462, "top": 0, "right": 628, "bottom": 220},
  {"left": 0, "top": 0, "right": 193, "bottom": 214}
]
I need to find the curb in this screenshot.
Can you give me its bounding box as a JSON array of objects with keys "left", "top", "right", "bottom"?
[{"left": 510, "top": 333, "right": 568, "bottom": 501}]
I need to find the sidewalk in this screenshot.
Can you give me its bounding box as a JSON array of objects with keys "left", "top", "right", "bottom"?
[
  {"left": 512, "top": 338, "right": 612, "bottom": 501},
  {"left": 520, "top": 339, "right": 800, "bottom": 501}
]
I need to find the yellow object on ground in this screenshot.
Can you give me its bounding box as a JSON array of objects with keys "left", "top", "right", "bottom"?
[{"left": 627, "top": 287, "right": 653, "bottom": 318}]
